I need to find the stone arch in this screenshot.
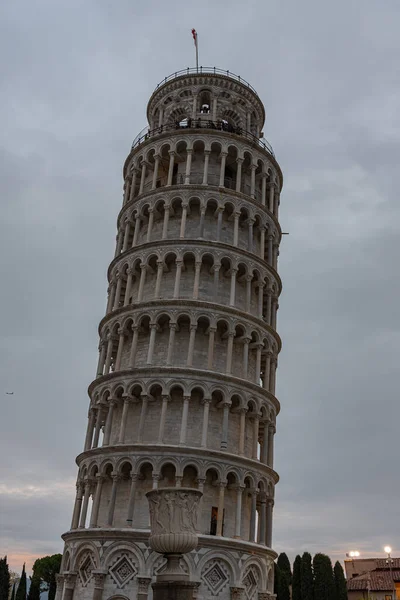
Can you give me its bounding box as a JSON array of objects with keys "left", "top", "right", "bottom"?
[
  {"left": 102, "top": 541, "right": 145, "bottom": 573},
  {"left": 198, "top": 552, "right": 240, "bottom": 594},
  {"left": 241, "top": 557, "right": 267, "bottom": 593}
]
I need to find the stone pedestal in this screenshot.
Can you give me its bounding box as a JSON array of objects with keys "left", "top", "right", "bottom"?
[{"left": 152, "top": 580, "right": 200, "bottom": 600}]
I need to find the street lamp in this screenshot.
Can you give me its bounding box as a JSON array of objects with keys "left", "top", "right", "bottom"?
[
  {"left": 347, "top": 551, "right": 360, "bottom": 558},
  {"left": 384, "top": 546, "right": 396, "bottom": 600}
]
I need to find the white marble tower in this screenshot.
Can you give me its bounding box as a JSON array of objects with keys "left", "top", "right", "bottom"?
[{"left": 57, "top": 67, "right": 283, "bottom": 600}]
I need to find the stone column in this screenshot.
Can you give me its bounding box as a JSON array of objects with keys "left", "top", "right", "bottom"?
[
  {"left": 113, "top": 274, "right": 123, "bottom": 310},
  {"left": 173, "top": 259, "right": 183, "bottom": 298},
  {"left": 269, "top": 184, "right": 274, "bottom": 213},
  {"left": 249, "top": 489, "right": 257, "bottom": 542},
  {"left": 90, "top": 475, "right": 104, "bottom": 528},
  {"left": 250, "top": 164, "right": 257, "bottom": 198},
  {"left": 186, "top": 324, "right": 197, "bottom": 366},
  {"left": 71, "top": 481, "right": 84, "bottom": 529},
  {"left": 103, "top": 399, "right": 116, "bottom": 446},
  {"left": 179, "top": 395, "right": 190, "bottom": 445},
  {"left": 78, "top": 479, "right": 92, "bottom": 528},
  {"left": 92, "top": 572, "right": 106, "bottom": 600},
  {"left": 255, "top": 343, "right": 262, "bottom": 383},
  {"left": 62, "top": 573, "right": 77, "bottom": 600},
  {"left": 157, "top": 395, "right": 169, "bottom": 443},
  {"left": 106, "top": 281, "right": 115, "bottom": 313},
  {"left": 267, "top": 424, "right": 275, "bottom": 469},
  {"left": 137, "top": 577, "right": 152, "bottom": 600},
  {"left": 184, "top": 149, "right": 193, "bottom": 185},
  {"left": 123, "top": 268, "right": 134, "bottom": 306},
  {"left": 129, "top": 326, "right": 139, "bottom": 367},
  {"left": 263, "top": 354, "right": 271, "bottom": 391},
  {"left": 139, "top": 161, "right": 147, "bottom": 195},
  {"left": 274, "top": 191, "right": 280, "bottom": 217},
  {"left": 129, "top": 168, "right": 139, "bottom": 202},
  {"left": 212, "top": 97, "right": 218, "bottom": 120},
  {"left": 167, "top": 151, "right": 175, "bottom": 186},
  {"left": 92, "top": 407, "right": 103, "bottom": 449},
  {"left": 104, "top": 334, "right": 116, "bottom": 374},
  {"left": 213, "top": 263, "right": 221, "bottom": 301},
  {"left": 259, "top": 494, "right": 267, "bottom": 545},
  {"left": 234, "top": 486, "right": 245, "bottom": 539},
  {"left": 242, "top": 337, "right": 250, "bottom": 378},
  {"left": 225, "top": 332, "right": 235, "bottom": 374},
  {"left": 55, "top": 574, "right": 64, "bottom": 600},
  {"left": 236, "top": 158, "right": 243, "bottom": 193},
  {"left": 106, "top": 473, "right": 119, "bottom": 526},
  {"left": 267, "top": 235, "right": 273, "bottom": 267},
  {"left": 152, "top": 154, "right": 160, "bottom": 190},
  {"left": 229, "top": 268, "right": 237, "bottom": 306},
  {"left": 137, "top": 264, "right": 147, "bottom": 302},
  {"left": 203, "top": 150, "right": 210, "bottom": 184},
  {"left": 201, "top": 398, "right": 211, "bottom": 447},
  {"left": 137, "top": 395, "right": 149, "bottom": 443},
  {"left": 265, "top": 290, "right": 272, "bottom": 325},
  {"left": 146, "top": 323, "right": 158, "bottom": 365},
  {"left": 261, "top": 173, "right": 267, "bottom": 206},
  {"left": 260, "top": 228, "right": 266, "bottom": 260},
  {"left": 220, "top": 402, "right": 230, "bottom": 450},
  {"left": 252, "top": 414, "right": 260, "bottom": 460},
  {"left": 192, "top": 261, "right": 202, "bottom": 299},
  {"left": 84, "top": 409, "right": 96, "bottom": 451},
  {"left": 261, "top": 422, "right": 269, "bottom": 464},
  {"left": 216, "top": 207, "right": 223, "bottom": 241},
  {"left": 146, "top": 208, "right": 154, "bottom": 242},
  {"left": 114, "top": 327, "right": 125, "bottom": 371},
  {"left": 238, "top": 408, "right": 247, "bottom": 456},
  {"left": 123, "top": 179, "right": 130, "bottom": 206},
  {"left": 162, "top": 204, "right": 170, "bottom": 239},
  {"left": 216, "top": 482, "right": 226, "bottom": 536},
  {"left": 245, "top": 275, "right": 252, "bottom": 313},
  {"left": 207, "top": 326, "right": 216, "bottom": 369},
  {"left": 154, "top": 261, "right": 164, "bottom": 299},
  {"left": 122, "top": 221, "right": 131, "bottom": 252},
  {"left": 180, "top": 202, "right": 188, "bottom": 238},
  {"left": 266, "top": 499, "right": 274, "bottom": 547},
  {"left": 132, "top": 216, "right": 141, "bottom": 247},
  {"left": 114, "top": 232, "right": 123, "bottom": 258},
  {"left": 118, "top": 396, "right": 130, "bottom": 443},
  {"left": 233, "top": 211, "right": 240, "bottom": 246},
  {"left": 199, "top": 207, "right": 206, "bottom": 237},
  {"left": 126, "top": 473, "right": 138, "bottom": 525},
  {"left": 219, "top": 152, "right": 227, "bottom": 187},
  {"left": 248, "top": 218, "right": 255, "bottom": 253},
  {"left": 270, "top": 358, "right": 277, "bottom": 395},
  {"left": 166, "top": 322, "right": 177, "bottom": 365}
]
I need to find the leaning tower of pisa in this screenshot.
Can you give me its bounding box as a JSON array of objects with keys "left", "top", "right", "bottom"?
[{"left": 57, "top": 67, "right": 283, "bottom": 600}]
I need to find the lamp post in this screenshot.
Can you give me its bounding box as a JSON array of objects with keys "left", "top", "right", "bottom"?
[{"left": 384, "top": 546, "right": 396, "bottom": 600}]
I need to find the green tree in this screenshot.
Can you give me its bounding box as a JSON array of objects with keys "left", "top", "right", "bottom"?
[
  {"left": 277, "top": 553, "right": 292, "bottom": 585},
  {"left": 31, "top": 555, "right": 61, "bottom": 600},
  {"left": 333, "top": 561, "right": 347, "bottom": 600},
  {"left": 313, "top": 554, "right": 335, "bottom": 600},
  {"left": 10, "top": 583, "right": 16, "bottom": 600},
  {"left": 27, "top": 576, "right": 40, "bottom": 600},
  {"left": 275, "top": 564, "right": 291, "bottom": 600},
  {"left": 15, "top": 564, "right": 26, "bottom": 600},
  {"left": 0, "top": 557, "right": 10, "bottom": 600},
  {"left": 292, "top": 554, "right": 302, "bottom": 600},
  {"left": 301, "top": 552, "right": 314, "bottom": 600}
]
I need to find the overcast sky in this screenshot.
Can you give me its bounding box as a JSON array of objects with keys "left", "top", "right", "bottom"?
[{"left": 1, "top": 0, "right": 399, "bottom": 574}]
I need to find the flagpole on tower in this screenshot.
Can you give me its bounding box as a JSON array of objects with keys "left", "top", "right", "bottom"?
[{"left": 191, "top": 29, "right": 199, "bottom": 72}]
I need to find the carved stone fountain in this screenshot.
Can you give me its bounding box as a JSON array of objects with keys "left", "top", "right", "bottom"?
[{"left": 146, "top": 487, "right": 203, "bottom": 599}]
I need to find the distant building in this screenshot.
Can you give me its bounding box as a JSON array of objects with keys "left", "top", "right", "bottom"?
[{"left": 345, "top": 557, "right": 400, "bottom": 600}]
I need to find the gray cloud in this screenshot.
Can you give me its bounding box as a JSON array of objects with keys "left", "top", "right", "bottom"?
[{"left": 1, "top": 0, "right": 399, "bottom": 572}]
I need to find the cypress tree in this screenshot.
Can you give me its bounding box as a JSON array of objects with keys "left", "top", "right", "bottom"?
[
  {"left": 277, "top": 553, "right": 292, "bottom": 585},
  {"left": 292, "top": 555, "right": 302, "bottom": 600},
  {"left": 333, "top": 561, "right": 347, "bottom": 600},
  {"left": 0, "top": 557, "right": 10, "bottom": 600},
  {"left": 313, "top": 554, "right": 335, "bottom": 600},
  {"left": 15, "top": 565, "right": 26, "bottom": 600},
  {"left": 275, "top": 563, "right": 290, "bottom": 600},
  {"left": 27, "top": 576, "right": 41, "bottom": 600},
  {"left": 301, "top": 552, "right": 314, "bottom": 600},
  {"left": 10, "top": 583, "right": 16, "bottom": 600}
]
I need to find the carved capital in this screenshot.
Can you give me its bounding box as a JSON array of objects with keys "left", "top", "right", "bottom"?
[
  {"left": 92, "top": 571, "right": 107, "bottom": 589},
  {"left": 63, "top": 572, "right": 77, "bottom": 589},
  {"left": 137, "top": 577, "right": 152, "bottom": 594},
  {"left": 231, "top": 587, "right": 245, "bottom": 600}
]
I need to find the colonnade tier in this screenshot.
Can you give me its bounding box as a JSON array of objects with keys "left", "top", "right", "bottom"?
[
  {"left": 121, "top": 131, "right": 282, "bottom": 220},
  {"left": 95, "top": 301, "right": 279, "bottom": 390},
  {"left": 71, "top": 446, "right": 276, "bottom": 546}
]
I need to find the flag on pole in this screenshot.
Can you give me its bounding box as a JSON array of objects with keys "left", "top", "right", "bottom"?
[{"left": 191, "top": 29, "right": 199, "bottom": 71}]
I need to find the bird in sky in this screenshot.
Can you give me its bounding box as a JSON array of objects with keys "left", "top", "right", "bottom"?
[{"left": 5, "top": 392, "right": 14, "bottom": 395}]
